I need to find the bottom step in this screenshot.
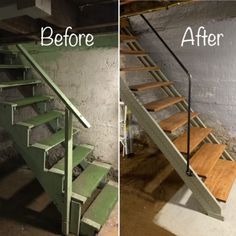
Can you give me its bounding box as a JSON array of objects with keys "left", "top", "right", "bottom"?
[
  {"left": 205, "top": 159, "right": 236, "bottom": 202},
  {"left": 81, "top": 183, "right": 118, "bottom": 233}
]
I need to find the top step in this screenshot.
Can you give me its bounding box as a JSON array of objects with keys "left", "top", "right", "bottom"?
[
  {"left": 130, "top": 81, "right": 172, "bottom": 92},
  {"left": 120, "top": 49, "right": 147, "bottom": 56},
  {"left": 120, "top": 34, "right": 137, "bottom": 41},
  {"left": 120, "top": 66, "right": 160, "bottom": 72},
  {"left": 0, "top": 64, "right": 30, "bottom": 69}
]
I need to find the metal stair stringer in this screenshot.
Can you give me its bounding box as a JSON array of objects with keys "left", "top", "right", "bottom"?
[
  {"left": 122, "top": 26, "right": 233, "bottom": 161},
  {"left": 120, "top": 77, "right": 223, "bottom": 220}
]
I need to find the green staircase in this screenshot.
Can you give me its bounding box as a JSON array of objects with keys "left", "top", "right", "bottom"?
[
  {"left": 0, "top": 45, "right": 117, "bottom": 235},
  {"left": 120, "top": 20, "right": 236, "bottom": 221}
]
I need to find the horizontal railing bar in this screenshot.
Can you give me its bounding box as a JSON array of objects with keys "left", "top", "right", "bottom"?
[{"left": 16, "top": 44, "right": 91, "bottom": 128}]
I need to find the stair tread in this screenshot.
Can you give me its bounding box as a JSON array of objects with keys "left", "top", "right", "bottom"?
[
  {"left": 144, "top": 97, "right": 185, "bottom": 112},
  {"left": 72, "top": 163, "right": 110, "bottom": 199},
  {"left": 36, "top": 128, "right": 79, "bottom": 149},
  {"left": 4, "top": 95, "right": 53, "bottom": 107},
  {"left": 205, "top": 159, "right": 236, "bottom": 202},
  {"left": 53, "top": 145, "right": 93, "bottom": 171},
  {"left": 174, "top": 127, "right": 212, "bottom": 154},
  {"left": 0, "top": 79, "right": 41, "bottom": 88},
  {"left": 120, "top": 66, "right": 160, "bottom": 72},
  {"left": 159, "top": 111, "right": 199, "bottom": 132},
  {"left": 120, "top": 34, "right": 137, "bottom": 41},
  {"left": 82, "top": 183, "right": 118, "bottom": 229},
  {"left": 130, "top": 81, "right": 172, "bottom": 91},
  {"left": 18, "top": 110, "right": 63, "bottom": 128},
  {"left": 120, "top": 49, "right": 146, "bottom": 55},
  {"left": 190, "top": 143, "right": 226, "bottom": 177},
  {"left": 0, "top": 64, "right": 30, "bottom": 69}
]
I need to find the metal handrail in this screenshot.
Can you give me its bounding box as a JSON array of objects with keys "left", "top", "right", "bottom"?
[
  {"left": 140, "top": 14, "right": 192, "bottom": 176},
  {"left": 16, "top": 44, "right": 91, "bottom": 129}
]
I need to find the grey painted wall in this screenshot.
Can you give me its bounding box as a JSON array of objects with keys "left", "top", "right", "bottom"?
[{"left": 124, "top": 1, "right": 236, "bottom": 156}]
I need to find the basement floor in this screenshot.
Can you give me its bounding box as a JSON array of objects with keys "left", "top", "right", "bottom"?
[
  {"left": 0, "top": 154, "right": 118, "bottom": 236},
  {"left": 120, "top": 143, "right": 183, "bottom": 236},
  {"left": 121, "top": 142, "right": 236, "bottom": 236}
]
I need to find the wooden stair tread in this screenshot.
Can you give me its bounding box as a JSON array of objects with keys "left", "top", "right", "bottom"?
[
  {"left": 130, "top": 81, "right": 172, "bottom": 91},
  {"left": 82, "top": 183, "right": 118, "bottom": 230},
  {"left": 144, "top": 97, "right": 185, "bottom": 112},
  {"left": 174, "top": 127, "right": 212, "bottom": 154},
  {"left": 205, "top": 159, "right": 236, "bottom": 202},
  {"left": 120, "top": 49, "right": 147, "bottom": 55},
  {"left": 190, "top": 143, "right": 226, "bottom": 177},
  {"left": 120, "top": 34, "right": 137, "bottom": 41},
  {"left": 159, "top": 111, "right": 199, "bottom": 132},
  {"left": 120, "top": 66, "right": 160, "bottom": 72}
]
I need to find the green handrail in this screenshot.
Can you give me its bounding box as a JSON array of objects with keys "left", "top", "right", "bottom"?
[{"left": 16, "top": 44, "right": 91, "bottom": 129}]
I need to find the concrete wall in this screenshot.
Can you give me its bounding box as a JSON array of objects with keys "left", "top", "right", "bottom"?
[
  {"left": 0, "top": 33, "right": 118, "bottom": 169},
  {"left": 126, "top": 1, "right": 236, "bottom": 156}
]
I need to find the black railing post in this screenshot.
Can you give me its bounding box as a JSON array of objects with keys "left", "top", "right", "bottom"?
[{"left": 140, "top": 14, "right": 193, "bottom": 176}]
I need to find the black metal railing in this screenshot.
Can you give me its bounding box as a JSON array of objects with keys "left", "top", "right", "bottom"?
[{"left": 140, "top": 14, "right": 192, "bottom": 176}]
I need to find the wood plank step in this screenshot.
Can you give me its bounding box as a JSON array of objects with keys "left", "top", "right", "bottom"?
[
  {"left": 52, "top": 144, "right": 94, "bottom": 172},
  {"left": 130, "top": 81, "right": 172, "bottom": 92},
  {"left": 120, "top": 49, "right": 147, "bottom": 55},
  {"left": 120, "top": 66, "right": 160, "bottom": 72},
  {"left": 17, "top": 110, "right": 63, "bottom": 128},
  {"left": 205, "top": 159, "right": 236, "bottom": 202},
  {"left": 35, "top": 128, "right": 79, "bottom": 150},
  {"left": 0, "top": 79, "right": 41, "bottom": 89},
  {"left": 81, "top": 183, "right": 118, "bottom": 231},
  {"left": 174, "top": 127, "right": 212, "bottom": 154},
  {"left": 3, "top": 95, "right": 54, "bottom": 108},
  {"left": 72, "top": 163, "right": 110, "bottom": 202},
  {"left": 144, "top": 97, "right": 185, "bottom": 112},
  {"left": 0, "top": 64, "right": 30, "bottom": 69},
  {"left": 120, "top": 34, "right": 137, "bottom": 41},
  {"left": 159, "top": 111, "right": 199, "bottom": 132},
  {"left": 190, "top": 143, "right": 226, "bottom": 177}
]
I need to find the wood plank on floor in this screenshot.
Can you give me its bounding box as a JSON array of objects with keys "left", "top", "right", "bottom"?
[
  {"left": 190, "top": 143, "right": 226, "bottom": 177},
  {"left": 205, "top": 159, "right": 236, "bottom": 202},
  {"left": 120, "top": 34, "right": 137, "bottom": 41},
  {"left": 174, "top": 127, "right": 212, "bottom": 154},
  {"left": 130, "top": 81, "right": 172, "bottom": 92},
  {"left": 159, "top": 112, "right": 199, "bottom": 133},
  {"left": 144, "top": 97, "right": 185, "bottom": 112}
]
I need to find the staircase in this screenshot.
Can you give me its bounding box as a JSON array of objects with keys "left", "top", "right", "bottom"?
[
  {"left": 120, "top": 18, "right": 236, "bottom": 220},
  {"left": 0, "top": 45, "right": 117, "bottom": 236}
]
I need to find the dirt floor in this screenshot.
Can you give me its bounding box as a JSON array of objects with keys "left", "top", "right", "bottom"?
[
  {"left": 0, "top": 153, "right": 118, "bottom": 236},
  {"left": 120, "top": 144, "right": 184, "bottom": 236}
]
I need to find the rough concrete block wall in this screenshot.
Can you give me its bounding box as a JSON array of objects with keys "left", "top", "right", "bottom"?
[{"left": 126, "top": 2, "right": 236, "bottom": 157}]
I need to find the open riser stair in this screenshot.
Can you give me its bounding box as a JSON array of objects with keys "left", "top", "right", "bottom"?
[
  {"left": 120, "top": 18, "right": 236, "bottom": 220},
  {"left": 0, "top": 45, "right": 117, "bottom": 236}
]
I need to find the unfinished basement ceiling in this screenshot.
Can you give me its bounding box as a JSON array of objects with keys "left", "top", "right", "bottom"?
[{"left": 0, "top": 0, "right": 118, "bottom": 44}]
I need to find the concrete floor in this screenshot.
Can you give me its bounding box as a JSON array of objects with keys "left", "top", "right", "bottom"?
[
  {"left": 120, "top": 145, "right": 183, "bottom": 236},
  {"left": 0, "top": 157, "right": 117, "bottom": 236}
]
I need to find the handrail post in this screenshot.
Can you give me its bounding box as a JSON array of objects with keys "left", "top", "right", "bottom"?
[
  {"left": 62, "top": 108, "right": 73, "bottom": 235},
  {"left": 140, "top": 14, "right": 193, "bottom": 176}
]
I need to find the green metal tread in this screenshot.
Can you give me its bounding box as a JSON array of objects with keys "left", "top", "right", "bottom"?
[
  {"left": 72, "top": 163, "right": 110, "bottom": 201},
  {"left": 82, "top": 183, "right": 118, "bottom": 230},
  {"left": 0, "top": 64, "right": 30, "bottom": 69},
  {"left": 17, "top": 110, "right": 63, "bottom": 128},
  {"left": 52, "top": 144, "right": 93, "bottom": 172},
  {"left": 35, "top": 128, "right": 79, "bottom": 150},
  {"left": 2, "top": 95, "right": 54, "bottom": 108},
  {"left": 0, "top": 79, "right": 41, "bottom": 89}
]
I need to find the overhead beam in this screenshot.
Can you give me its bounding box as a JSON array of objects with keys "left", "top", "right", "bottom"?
[{"left": 0, "top": 0, "right": 51, "bottom": 21}]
